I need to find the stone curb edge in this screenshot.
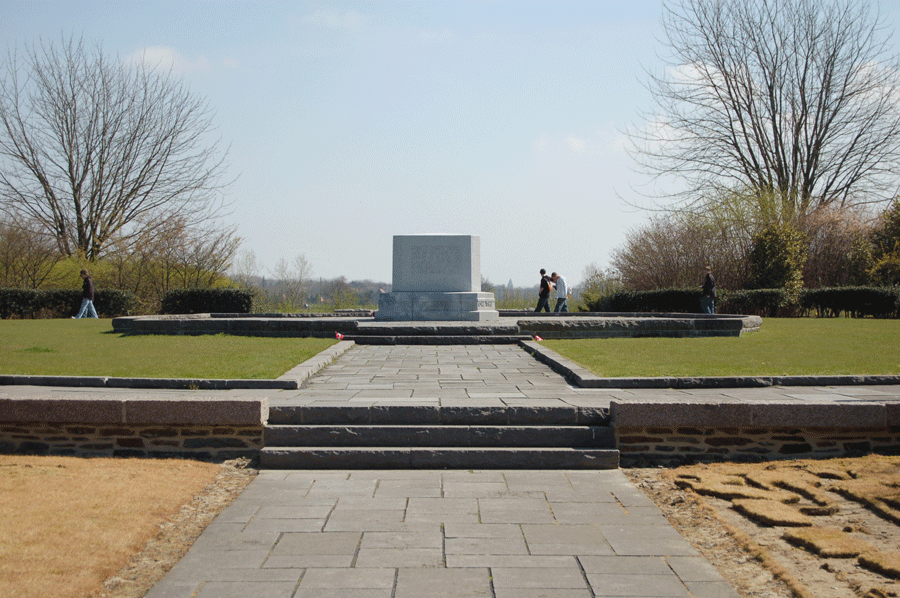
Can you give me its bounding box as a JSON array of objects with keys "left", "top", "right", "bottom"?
[
  {"left": 519, "top": 341, "right": 900, "bottom": 389},
  {"left": 276, "top": 340, "right": 356, "bottom": 385},
  {"left": 0, "top": 341, "right": 357, "bottom": 391}
]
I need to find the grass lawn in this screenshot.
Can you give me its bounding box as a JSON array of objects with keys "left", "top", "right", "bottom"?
[
  {"left": 0, "top": 319, "right": 338, "bottom": 379},
  {"left": 544, "top": 318, "right": 900, "bottom": 377}
]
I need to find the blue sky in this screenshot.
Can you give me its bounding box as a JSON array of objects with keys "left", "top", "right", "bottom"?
[{"left": 2, "top": 1, "right": 898, "bottom": 288}]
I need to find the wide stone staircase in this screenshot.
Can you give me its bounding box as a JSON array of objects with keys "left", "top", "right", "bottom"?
[{"left": 260, "top": 405, "right": 619, "bottom": 469}]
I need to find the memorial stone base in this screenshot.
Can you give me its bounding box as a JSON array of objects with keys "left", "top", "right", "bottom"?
[{"left": 375, "top": 291, "right": 499, "bottom": 321}]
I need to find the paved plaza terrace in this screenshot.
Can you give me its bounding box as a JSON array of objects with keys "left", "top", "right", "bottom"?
[{"left": 2, "top": 340, "right": 898, "bottom": 597}]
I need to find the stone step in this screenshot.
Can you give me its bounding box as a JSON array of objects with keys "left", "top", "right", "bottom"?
[
  {"left": 267, "top": 405, "right": 610, "bottom": 426},
  {"left": 345, "top": 335, "right": 532, "bottom": 345},
  {"left": 264, "top": 425, "right": 616, "bottom": 448},
  {"left": 259, "top": 447, "right": 620, "bottom": 469}
]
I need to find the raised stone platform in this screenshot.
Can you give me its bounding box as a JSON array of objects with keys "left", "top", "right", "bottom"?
[
  {"left": 111, "top": 312, "right": 762, "bottom": 341},
  {"left": 1, "top": 343, "right": 898, "bottom": 466}
]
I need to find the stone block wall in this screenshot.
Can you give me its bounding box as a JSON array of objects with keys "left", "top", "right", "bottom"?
[
  {"left": 0, "top": 422, "right": 263, "bottom": 461},
  {"left": 0, "top": 394, "right": 268, "bottom": 461},
  {"left": 617, "top": 426, "right": 900, "bottom": 467}
]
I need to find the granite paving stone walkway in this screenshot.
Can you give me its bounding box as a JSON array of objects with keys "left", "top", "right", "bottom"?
[
  {"left": 146, "top": 344, "right": 746, "bottom": 598},
  {"left": 147, "top": 468, "right": 737, "bottom": 598}
]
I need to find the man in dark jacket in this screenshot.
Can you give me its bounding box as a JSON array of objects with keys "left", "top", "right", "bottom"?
[
  {"left": 534, "top": 268, "right": 552, "bottom": 313},
  {"left": 73, "top": 269, "right": 99, "bottom": 319},
  {"left": 701, "top": 266, "right": 716, "bottom": 314}
]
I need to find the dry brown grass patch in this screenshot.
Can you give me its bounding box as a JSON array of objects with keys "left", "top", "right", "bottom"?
[
  {"left": 658, "top": 456, "right": 900, "bottom": 598},
  {"left": 675, "top": 473, "right": 800, "bottom": 502},
  {"left": 830, "top": 479, "right": 900, "bottom": 525},
  {"left": 858, "top": 551, "right": 900, "bottom": 580},
  {"left": 732, "top": 498, "right": 813, "bottom": 526},
  {"left": 0, "top": 456, "right": 220, "bottom": 598},
  {"left": 744, "top": 469, "right": 835, "bottom": 507},
  {"left": 783, "top": 526, "right": 876, "bottom": 558}
]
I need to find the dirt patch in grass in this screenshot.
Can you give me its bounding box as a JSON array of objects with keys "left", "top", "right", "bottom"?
[
  {"left": 627, "top": 455, "right": 900, "bottom": 598},
  {"left": 0, "top": 456, "right": 256, "bottom": 598}
]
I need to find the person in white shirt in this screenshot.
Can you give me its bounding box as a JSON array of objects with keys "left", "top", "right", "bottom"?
[{"left": 551, "top": 272, "right": 569, "bottom": 313}]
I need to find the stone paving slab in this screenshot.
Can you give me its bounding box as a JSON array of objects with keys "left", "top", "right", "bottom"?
[{"left": 145, "top": 469, "right": 740, "bottom": 598}]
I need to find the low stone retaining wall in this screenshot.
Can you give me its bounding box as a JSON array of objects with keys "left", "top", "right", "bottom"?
[
  {"left": 111, "top": 313, "right": 763, "bottom": 340},
  {"left": 617, "top": 426, "right": 900, "bottom": 467},
  {"left": 613, "top": 401, "right": 900, "bottom": 466},
  {"left": 0, "top": 395, "right": 267, "bottom": 461},
  {"left": 0, "top": 422, "right": 262, "bottom": 460}
]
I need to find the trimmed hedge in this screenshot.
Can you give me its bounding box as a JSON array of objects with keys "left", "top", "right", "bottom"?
[
  {"left": 160, "top": 288, "right": 253, "bottom": 315},
  {"left": 801, "top": 287, "right": 900, "bottom": 318},
  {"left": 721, "top": 289, "right": 787, "bottom": 317},
  {"left": 585, "top": 286, "right": 899, "bottom": 318},
  {"left": 586, "top": 288, "right": 701, "bottom": 313},
  {"left": 0, "top": 288, "right": 137, "bottom": 319}
]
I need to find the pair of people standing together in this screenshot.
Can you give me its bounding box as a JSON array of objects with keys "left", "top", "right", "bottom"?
[{"left": 534, "top": 268, "right": 569, "bottom": 313}]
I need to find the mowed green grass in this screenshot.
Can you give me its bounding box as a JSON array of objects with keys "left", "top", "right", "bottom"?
[
  {"left": 0, "top": 319, "right": 337, "bottom": 379},
  {"left": 544, "top": 318, "right": 900, "bottom": 378}
]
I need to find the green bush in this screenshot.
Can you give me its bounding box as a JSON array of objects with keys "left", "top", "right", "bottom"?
[
  {"left": 721, "top": 289, "right": 787, "bottom": 317},
  {"left": 748, "top": 224, "right": 808, "bottom": 303},
  {"left": 160, "top": 288, "right": 253, "bottom": 314},
  {"left": 0, "top": 288, "right": 137, "bottom": 318},
  {"left": 801, "top": 287, "right": 899, "bottom": 318},
  {"left": 586, "top": 288, "right": 701, "bottom": 313}
]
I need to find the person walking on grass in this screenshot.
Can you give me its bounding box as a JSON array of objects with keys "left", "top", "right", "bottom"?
[
  {"left": 701, "top": 265, "right": 716, "bottom": 315},
  {"left": 551, "top": 272, "right": 569, "bottom": 313},
  {"left": 73, "top": 269, "right": 98, "bottom": 319}
]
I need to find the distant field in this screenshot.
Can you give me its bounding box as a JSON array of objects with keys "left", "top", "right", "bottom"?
[
  {"left": 544, "top": 318, "right": 900, "bottom": 377},
  {"left": 0, "top": 319, "right": 337, "bottom": 379}
]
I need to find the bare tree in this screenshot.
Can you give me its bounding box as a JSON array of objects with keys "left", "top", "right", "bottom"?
[
  {"left": 799, "top": 205, "right": 873, "bottom": 287},
  {"left": 0, "top": 34, "right": 229, "bottom": 260},
  {"left": 272, "top": 254, "right": 312, "bottom": 311},
  {"left": 0, "top": 216, "right": 65, "bottom": 288},
  {"left": 630, "top": 0, "right": 900, "bottom": 217},
  {"left": 610, "top": 213, "right": 751, "bottom": 291}
]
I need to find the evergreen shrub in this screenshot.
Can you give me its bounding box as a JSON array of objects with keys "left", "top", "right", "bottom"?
[
  {"left": 721, "top": 289, "right": 787, "bottom": 317},
  {"left": 801, "top": 287, "right": 899, "bottom": 318},
  {"left": 160, "top": 288, "right": 253, "bottom": 314},
  {"left": 586, "top": 288, "right": 701, "bottom": 313},
  {"left": 0, "top": 288, "right": 137, "bottom": 318}
]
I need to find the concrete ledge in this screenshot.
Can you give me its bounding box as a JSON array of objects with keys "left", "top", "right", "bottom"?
[
  {"left": 0, "top": 396, "right": 268, "bottom": 426},
  {"left": 277, "top": 340, "right": 356, "bottom": 385},
  {"left": 610, "top": 401, "right": 891, "bottom": 428},
  {"left": 112, "top": 313, "right": 763, "bottom": 339},
  {"left": 267, "top": 405, "right": 610, "bottom": 426},
  {"left": 0, "top": 375, "right": 296, "bottom": 390}
]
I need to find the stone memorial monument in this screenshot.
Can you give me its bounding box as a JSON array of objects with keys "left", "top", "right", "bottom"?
[{"left": 375, "top": 234, "right": 499, "bottom": 321}]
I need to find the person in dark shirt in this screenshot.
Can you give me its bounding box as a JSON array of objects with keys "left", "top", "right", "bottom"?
[
  {"left": 73, "top": 269, "right": 99, "bottom": 319},
  {"left": 701, "top": 266, "right": 716, "bottom": 314},
  {"left": 534, "top": 268, "right": 552, "bottom": 313}
]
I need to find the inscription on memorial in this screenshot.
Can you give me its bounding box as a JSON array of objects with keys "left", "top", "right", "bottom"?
[{"left": 411, "top": 245, "right": 461, "bottom": 276}]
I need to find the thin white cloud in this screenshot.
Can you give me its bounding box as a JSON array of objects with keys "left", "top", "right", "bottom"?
[
  {"left": 568, "top": 136, "right": 587, "bottom": 153},
  {"left": 125, "top": 46, "right": 210, "bottom": 74},
  {"left": 302, "top": 9, "right": 367, "bottom": 31}
]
